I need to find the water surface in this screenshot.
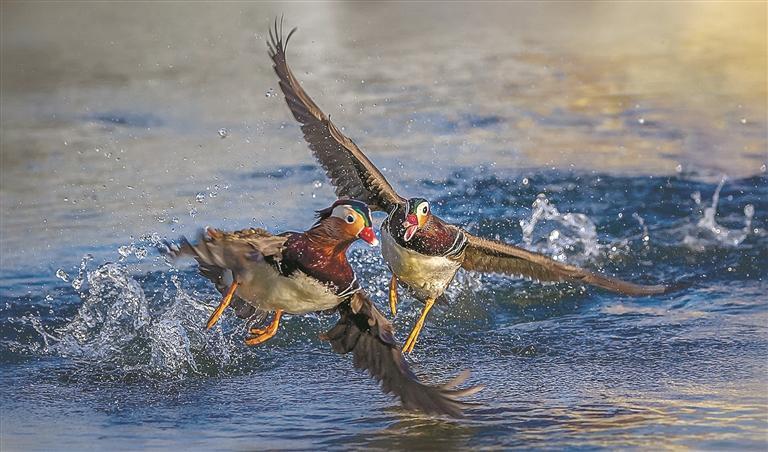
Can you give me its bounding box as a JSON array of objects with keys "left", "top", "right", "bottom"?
[{"left": 1, "top": 2, "right": 766, "bottom": 450}]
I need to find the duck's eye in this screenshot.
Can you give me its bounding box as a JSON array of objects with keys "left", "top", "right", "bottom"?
[
  {"left": 420, "top": 204, "right": 429, "bottom": 215},
  {"left": 345, "top": 215, "right": 355, "bottom": 224}
]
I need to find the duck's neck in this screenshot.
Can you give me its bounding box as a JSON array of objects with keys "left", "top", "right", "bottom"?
[{"left": 304, "top": 223, "right": 354, "bottom": 258}]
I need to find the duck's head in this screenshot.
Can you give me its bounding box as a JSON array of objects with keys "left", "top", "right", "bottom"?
[
  {"left": 314, "top": 199, "right": 378, "bottom": 246},
  {"left": 402, "top": 197, "right": 431, "bottom": 242}
]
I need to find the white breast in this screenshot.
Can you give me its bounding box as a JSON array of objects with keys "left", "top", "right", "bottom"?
[
  {"left": 235, "top": 262, "right": 342, "bottom": 314},
  {"left": 381, "top": 228, "right": 461, "bottom": 300}
]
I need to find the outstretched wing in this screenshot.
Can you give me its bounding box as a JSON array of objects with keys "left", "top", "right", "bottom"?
[
  {"left": 461, "top": 231, "right": 671, "bottom": 296},
  {"left": 267, "top": 19, "right": 403, "bottom": 212},
  {"left": 322, "top": 292, "right": 482, "bottom": 417}
]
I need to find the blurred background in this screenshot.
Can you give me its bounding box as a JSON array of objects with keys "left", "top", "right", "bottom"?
[
  {"left": 1, "top": 1, "right": 765, "bottom": 272},
  {"left": 1, "top": 2, "right": 766, "bottom": 450}
]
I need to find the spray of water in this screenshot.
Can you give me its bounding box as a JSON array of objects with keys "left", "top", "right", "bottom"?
[
  {"left": 519, "top": 194, "right": 602, "bottom": 264},
  {"left": 34, "top": 238, "right": 243, "bottom": 380},
  {"left": 683, "top": 176, "right": 755, "bottom": 250}
]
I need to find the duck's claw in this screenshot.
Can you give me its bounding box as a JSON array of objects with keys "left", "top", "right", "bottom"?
[{"left": 245, "top": 310, "right": 283, "bottom": 346}]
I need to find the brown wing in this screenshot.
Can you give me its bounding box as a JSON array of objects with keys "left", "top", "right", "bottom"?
[
  {"left": 267, "top": 19, "right": 403, "bottom": 212},
  {"left": 322, "top": 292, "right": 482, "bottom": 417},
  {"left": 173, "top": 227, "right": 287, "bottom": 271},
  {"left": 167, "top": 227, "right": 290, "bottom": 318},
  {"left": 461, "top": 231, "right": 671, "bottom": 296}
]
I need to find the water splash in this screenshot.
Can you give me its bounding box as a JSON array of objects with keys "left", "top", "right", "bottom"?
[
  {"left": 47, "top": 262, "right": 152, "bottom": 360},
  {"left": 683, "top": 176, "right": 755, "bottom": 250},
  {"left": 56, "top": 254, "right": 93, "bottom": 290},
  {"left": 31, "top": 243, "right": 240, "bottom": 379},
  {"left": 519, "top": 194, "right": 602, "bottom": 263},
  {"left": 632, "top": 213, "right": 651, "bottom": 245}
]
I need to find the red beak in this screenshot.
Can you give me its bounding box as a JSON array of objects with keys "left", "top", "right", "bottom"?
[
  {"left": 402, "top": 214, "right": 419, "bottom": 242},
  {"left": 358, "top": 226, "right": 379, "bottom": 246}
]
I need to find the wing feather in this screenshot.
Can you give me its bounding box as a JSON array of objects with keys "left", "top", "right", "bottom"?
[
  {"left": 461, "top": 231, "right": 670, "bottom": 296},
  {"left": 166, "top": 228, "right": 288, "bottom": 319},
  {"left": 322, "top": 292, "right": 482, "bottom": 417},
  {"left": 267, "top": 19, "right": 403, "bottom": 211}
]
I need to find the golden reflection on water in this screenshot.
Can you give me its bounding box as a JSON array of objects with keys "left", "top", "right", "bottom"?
[{"left": 503, "top": 2, "right": 766, "bottom": 175}]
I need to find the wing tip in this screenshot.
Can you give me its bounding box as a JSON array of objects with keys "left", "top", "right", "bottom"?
[{"left": 267, "top": 15, "right": 298, "bottom": 60}]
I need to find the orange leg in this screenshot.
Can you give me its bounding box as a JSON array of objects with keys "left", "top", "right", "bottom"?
[
  {"left": 389, "top": 274, "right": 399, "bottom": 316},
  {"left": 244, "top": 310, "right": 283, "bottom": 346},
  {"left": 402, "top": 297, "right": 435, "bottom": 354},
  {"left": 206, "top": 281, "right": 239, "bottom": 330}
]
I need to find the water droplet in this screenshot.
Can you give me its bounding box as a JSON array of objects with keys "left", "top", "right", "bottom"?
[
  {"left": 265, "top": 88, "right": 275, "bottom": 98},
  {"left": 691, "top": 191, "right": 702, "bottom": 205},
  {"left": 135, "top": 247, "right": 148, "bottom": 259},
  {"left": 118, "top": 245, "right": 132, "bottom": 257},
  {"left": 189, "top": 207, "right": 198, "bottom": 217},
  {"left": 312, "top": 180, "right": 323, "bottom": 189},
  {"left": 522, "top": 177, "right": 529, "bottom": 186},
  {"left": 675, "top": 164, "right": 683, "bottom": 173},
  {"left": 218, "top": 128, "right": 229, "bottom": 139},
  {"left": 55, "top": 269, "right": 70, "bottom": 282},
  {"left": 761, "top": 164, "right": 766, "bottom": 173},
  {"left": 195, "top": 192, "right": 206, "bottom": 203},
  {"left": 740, "top": 118, "right": 747, "bottom": 124},
  {"left": 45, "top": 294, "right": 54, "bottom": 302},
  {"left": 637, "top": 118, "right": 645, "bottom": 124}
]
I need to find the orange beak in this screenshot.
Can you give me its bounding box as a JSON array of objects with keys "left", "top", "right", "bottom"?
[{"left": 358, "top": 226, "right": 379, "bottom": 246}]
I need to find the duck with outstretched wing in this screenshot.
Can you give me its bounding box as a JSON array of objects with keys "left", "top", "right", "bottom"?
[{"left": 267, "top": 20, "right": 675, "bottom": 354}]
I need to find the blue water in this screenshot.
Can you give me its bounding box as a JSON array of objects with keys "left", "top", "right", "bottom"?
[
  {"left": 2, "top": 3, "right": 767, "bottom": 450},
  {"left": 2, "top": 167, "right": 766, "bottom": 449}
]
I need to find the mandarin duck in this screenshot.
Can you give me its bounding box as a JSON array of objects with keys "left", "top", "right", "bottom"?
[
  {"left": 267, "top": 21, "right": 675, "bottom": 354},
  {"left": 169, "top": 199, "right": 481, "bottom": 416}
]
